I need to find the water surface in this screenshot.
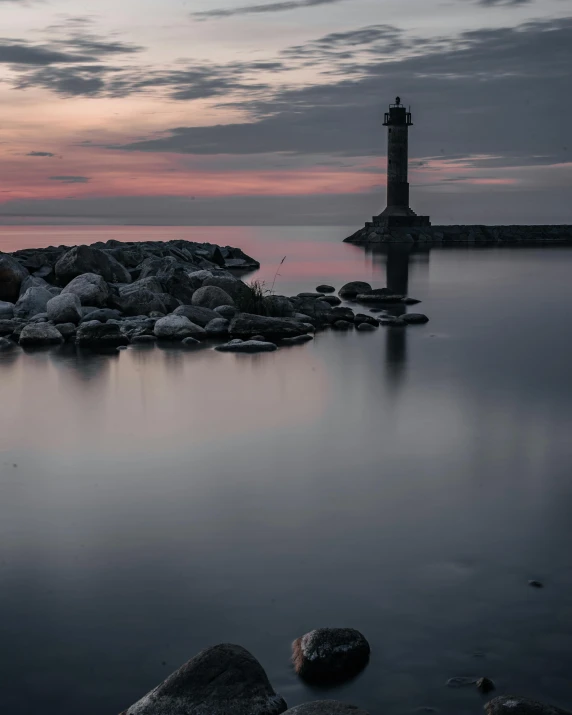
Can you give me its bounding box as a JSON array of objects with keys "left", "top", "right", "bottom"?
[{"left": 1, "top": 227, "right": 572, "bottom": 715}]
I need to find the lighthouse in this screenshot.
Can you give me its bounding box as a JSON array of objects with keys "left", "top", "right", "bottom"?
[{"left": 375, "top": 97, "right": 430, "bottom": 229}]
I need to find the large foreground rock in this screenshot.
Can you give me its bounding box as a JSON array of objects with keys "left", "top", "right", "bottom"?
[
  {"left": 62, "top": 273, "right": 111, "bottom": 307},
  {"left": 14, "top": 287, "right": 53, "bottom": 319},
  {"left": 0, "top": 255, "right": 28, "bottom": 302},
  {"left": 230, "top": 314, "right": 306, "bottom": 338},
  {"left": 55, "top": 245, "right": 131, "bottom": 285},
  {"left": 47, "top": 293, "right": 82, "bottom": 324},
  {"left": 285, "top": 703, "right": 369, "bottom": 715},
  {"left": 485, "top": 697, "right": 572, "bottom": 715},
  {"left": 154, "top": 315, "right": 206, "bottom": 340},
  {"left": 120, "top": 643, "right": 287, "bottom": 715},
  {"left": 76, "top": 321, "right": 129, "bottom": 348},
  {"left": 192, "top": 285, "right": 235, "bottom": 310},
  {"left": 19, "top": 323, "right": 63, "bottom": 347},
  {"left": 292, "top": 628, "right": 370, "bottom": 685}
]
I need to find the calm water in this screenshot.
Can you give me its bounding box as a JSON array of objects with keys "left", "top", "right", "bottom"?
[{"left": 1, "top": 227, "right": 572, "bottom": 715}]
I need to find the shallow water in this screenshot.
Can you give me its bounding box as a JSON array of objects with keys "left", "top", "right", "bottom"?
[{"left": 1, "top": 227, "right": 572, "bottom": 715}]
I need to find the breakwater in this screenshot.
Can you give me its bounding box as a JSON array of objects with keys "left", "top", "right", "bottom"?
[{"left": 345, "top": 224, "right": 572, "bottom": 244}]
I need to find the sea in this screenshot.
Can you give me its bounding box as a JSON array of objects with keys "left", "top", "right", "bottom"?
[{"left": 1, "top": 226, "right": 572, "bottom": 715}]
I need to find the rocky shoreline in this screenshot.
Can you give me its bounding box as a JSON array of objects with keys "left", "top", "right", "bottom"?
[
  {"left": 345, "top": 224, "right": 572, "bottom": 245},
  {"left": 0, "top": 240, "right": 428, "bottom": 354}
]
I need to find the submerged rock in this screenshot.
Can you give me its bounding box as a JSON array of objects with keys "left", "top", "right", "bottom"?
[
  {"left": 338, "top": 281, "right": 372, "bottom": 298},
  {"left": 402, "top": 313, "right": 429, "bottom": 324},
  {"left": 76, "top": 321, "right": 129, "bottom": 348},
  {"left": 230, "top": 314, "right": 307, "bottom": 339},
  {"left": 19, "top": 323, "right": 64, "bottom": 347},
  {"left": 485, "top": 696, "right": 572, "bottom": 715},
  {"left": 216, "top": 339, "right": 277, "bottom": 353},
  {"left": 356, "top": 323, "right": 377, "bottom": 331},
  {"left": 120, "top": 643, "right": 287, "bottom": 715},
  {"left": 476, "top": 678, "right": 495, "bottom": 694},
  {"left": 182, "top": 336, "right": 201, "bottom": 347},
  {"left": 292, "top": 628, "right": 370, "bottom": 685},
  {"left": 332, "top": 320, "right": 353, "bottom": 330},
  {"left": 281, "top": 335, "right": 314, "bottom": 345},
  {"left": 285, "top": 703, "right": 369, "bottom": 715}
]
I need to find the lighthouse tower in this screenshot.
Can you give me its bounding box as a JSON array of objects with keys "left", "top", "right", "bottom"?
[{"left": 375, "top": 97, "right": 430, "bottom": 229}]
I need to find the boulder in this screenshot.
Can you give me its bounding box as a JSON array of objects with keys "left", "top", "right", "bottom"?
[
  {"left": 0, "top": 254, "right": 28, "bottom": 302},
  {"left": 76, "top": 321, "right": 129, "bottom": 348},
  {"left": 485, "top": 697, "right": 572, "bottom": 715},
  {"left": 230, "top": 314, "right": 307, "bottom": 339},
  {"left": 187, "top": 270, "right": 213, "bottom": 289},
  {"left": 120, "top": 643, "right": 287, "bottom": 715},
  {"left": 55, "top": 245, "right": 131, "bottom": 285},
  {"left": 0, "top": 301, "right": 14, "bottom": 319},
  {"left": 0, "top": 319, "right": 16, "bottom": 336},
  {"left": 290, "top": 298, "right": 332, "bottom": 326},
  {"left": 14, "top": 287, "right": 53, "bottom": 319},
  {"left": 81, "top": 309, "right": 122, "bottom": 323},
  {"left": 55, "top": 323, "right": 77, "bottom": 340},
  {"left": 192, "top": 286, "right": 235, "bottom": 310},
  {"left": 356, "top": 323, "right": 377, "bottom": 331},
  {"left": 154, "top": 315, "right": 206, "bottom": 341},
  {"left": 138, "top": 256, "right": 179, "bottom": 280},
  {"left": 62, "top": 273, "right": 111, "bottom": 307},
  {"left": 203, "top": 276, "right": 252, "bottom": 303},
  {"left": 338, "top": 281, "right": 372, "bottom": 298},
  {"left": 182, "top": 337, "right": 201, "bottom": 347},
  {"left": 214, "top": 305, "right": 237, "bottom": 319},
  {"left": 402, "top": 313, "right": 429, "bottom": 324},
  {"left": 173, "top": 305, "right": 220, "bottom": 326},
  {"left": 319, "top": 296, "right": 342, "bottom": 306},
  {"left": 284, "top": 703, "right": 369, "bottom": 715},
  {"left": 292, "top": 628, "right": 370, "bottom": 685},
  {"left": 316, "top": 285, "right": 336, "bottom": 293},
  {"left": 354, "top": 314, "right": 378, "bottom": 326},
  {"left": 47, "top": 293, "right": 82, "bottom": 324},
  {"left": 216, "top": 339, "right": 278, "bottom": 353},
  {"left": 156, "top": 265, "right": 197, "bottom": 304},
  {"left": 111, "top": 288, "right": 168, "bottom": 317},
  {"left": 205, "top": 318, "right": 230, "bottom": 336},
  {"left": 19, "top": 323, "right": 64, "bottom": 347},
  {"left": 120, "top": 277, "right": 163, "bottom": 295},
  {"left": 0, "top": 337, "right": 16, "bottom": 352},
  {"left": 263, "top": 295, "right": 294, "bottom": 317},
  {"left": 157, "top": 292, "right": 181, "bottom": 314}
]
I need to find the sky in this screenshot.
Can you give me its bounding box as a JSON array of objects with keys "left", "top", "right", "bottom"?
[{"left": 0, "top": 0, "right": 570, "bottom": 225}]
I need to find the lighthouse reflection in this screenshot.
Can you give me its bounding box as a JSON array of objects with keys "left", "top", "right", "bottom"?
[{"left": 362, "top": 244, "right": 431, "bottom": 385}]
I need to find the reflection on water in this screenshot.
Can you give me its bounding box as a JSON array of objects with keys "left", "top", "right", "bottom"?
[{"left": 2, "top": 229, "right": 572, "bottom": 715}]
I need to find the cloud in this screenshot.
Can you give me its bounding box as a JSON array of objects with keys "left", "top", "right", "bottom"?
[
  {"left": 27, "top": 151, "right": 56, "bottom": 157},
  {"left": 193, "top": 0, "right": 349, "bottom": 21},
  {"left": 477, "top": 0, "right": 532, "bottom": 5},
  {"left": 48, "top": 176, "right": 90, "bottom": 183}
]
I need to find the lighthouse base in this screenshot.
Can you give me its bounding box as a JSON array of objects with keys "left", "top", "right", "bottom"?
[{"left": 370, "top": 207, "right": 431, "bottom": 230}]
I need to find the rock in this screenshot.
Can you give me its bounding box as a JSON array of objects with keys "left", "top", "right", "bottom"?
[
  {"left": 120, "top": 276, "right": 164, "bottom": 296},
  {"left": 149, "top": 311, "right": 165, "bottom": 319},
  {"left": 281, "top": 335, "right": 314, "bottom": 345},
  {"left": 356, "top": 323, "right": 377, "bottom": 331},
  {"left": 0, "top": 301, "right": 15, "bottom": 319},
  {"left": 298, "top": 292, "right": 325, "bottom": 299},
  {"left": 476, "top": 678, "right": 495, "bottom": 694},
  {"left": 354, "top": 314, "right": 378, "bottom": 326},
  {"left": 173, "top": 305, "right": 220, "bottom": 326},
  {"left": 14, "top": 287, "right": 53, "bottom": 319},
  {"left": 0, "top": 319, "right": 16, "bottom": 336},
  {"left": 214, "top": 305, "right": 237, "bottom": 319},
  {"left": 485, "top": 696, "right": 572, "bottom": 715},
  {"left": 402, "top": 313, "right": 429, "bottom": 324},
  {"left": 81, "top": 309, "right": 122, "bottom": 323},
  {"left": 55, "top": 323, "right": 77, "bottom": 340},
  {"left": 156, "top": 265, "right": 197, "bottom": 304},
  {"left": 157, "top": 292, "right": 181, "bottom": 314},
  {"left": 292, "top": 298, "right": 332, "bottom": 326},
  {"left": 19, "top": 323, "right": 64, "bottom": 347},
  {"left": 284, "top": 703, "right": 369, "bottom": 715},
  {"left": 55, "top": 245, "right": 131, "bottom": 285},
  {"left": 403, "top": 298, "right": 421, "bottom": 305},
  {"left": 332, "top": 320, "right": 353, "bottom": 330},
  {"left": 329, "top": 306, "right": 355, "bottom": 321},
  {"left": 192, "top": 286, "right": 235, "bottom": 310},
  {"left": 0, "top": 337, "right": 16, "bottom": 352},
  {"left": 216, "top": 340, "right": 278, "bottom": 353},
  {"left": 316, "top": 285, "right": 336, "bottom": 293},
  {"left": 138, "top": 256, "right": 179, "bottom": 280},
  {"left": 111, "top": 288, "right": 168, "bottom": 317},
  {"left": 230, "top": 314, "right": 307, "bottom": 338},
  {"left": 132, "top": 335, "right": 157, "bottom": 344},
  {"left": 447, "top": 677, "right": 477, "bottom": 688},
  {"left": 356, "top": 292, "right": 403, "bottom": 304},
  {"left": 29, "top": 312, "right": 49, "bottom": 323},
  {"left": 76, "top": 321, "right": 129, "bottom": 348},
  {"left": 380, "top": 318, "right": 406, "bottom": 327},
  {"left": 182, "top": 337, "right": 201, "bottom": 347},
  {"left": 203, "top": 276, "right": 252, "bottom": 303},
  {"left": 250, "top": 335, "right": 266, "bottom": 342},
  {"left": 205, "top": 318, "right": 230, "bottom": 335},
  {"left": 338, "top": 281, "right": 372, "bottom": 298},
  {"left": 62, "top": 273, "right": 111, "bottom": 307},
  {"left": 319, "top": 296, "right": 342, "bottom": 306},
  {"left": 263, "top": 295, "right": 294, "bottom": 318},
  {"left": 120, "top": 643, "right": 287, "bottom": 715},
  {"left": 47, "top": 293, "right": 82, "bottom": 324},
  {"left": 187, "top": 270, "right": 213, "bottom": 288},
  {"left": 20, "top": 274, "right": 59, "bottom": 297},
  {"left": 0, "top": 254, "right": 29, "bottom": 302},
  {"left": 154, "top": 315, "right": 206, "bottom": 341},
  {"left": 529, "top": 580, "right": 544, "bottom": 588},
  {"left": 292, "top": 628, "right": 370, "bottom": 684}
]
